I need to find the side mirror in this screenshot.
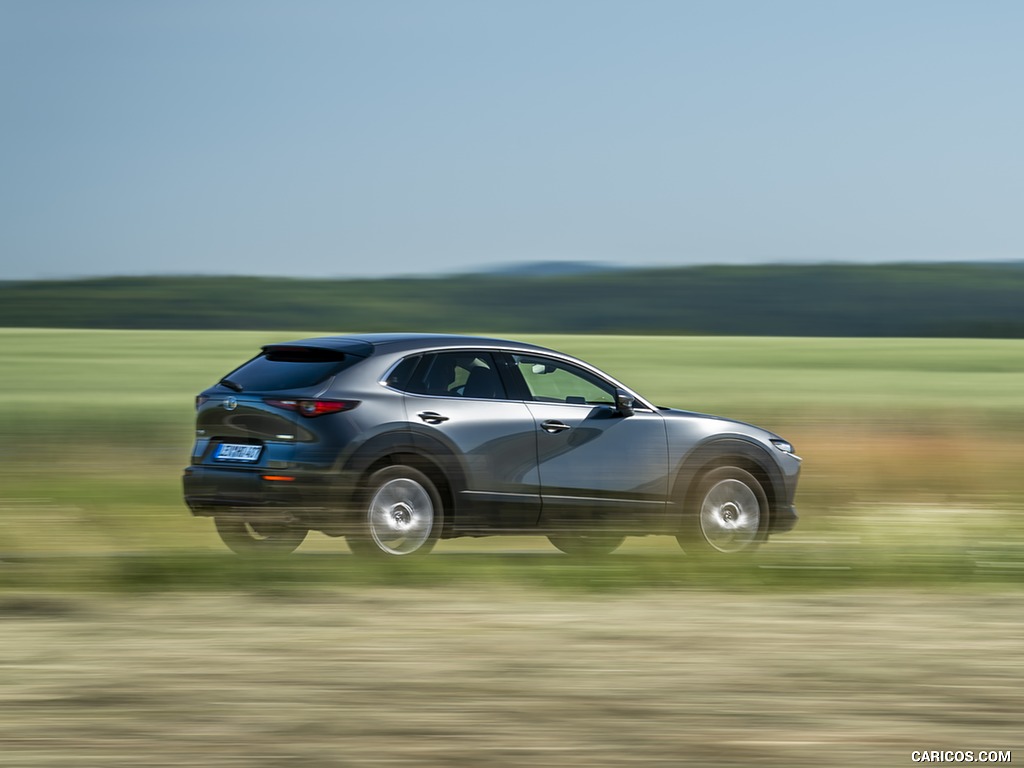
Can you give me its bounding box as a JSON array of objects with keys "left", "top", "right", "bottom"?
[{"left": 615, "top": 388, "right": 635, "bottom": 417}]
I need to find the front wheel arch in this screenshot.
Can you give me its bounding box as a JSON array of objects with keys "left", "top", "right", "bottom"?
[
  {"left": 677, "top": 465, "right": 768, "bottom": 554},
  {"left": 672, "top": 442, "right": 779, "bottom": 544}
]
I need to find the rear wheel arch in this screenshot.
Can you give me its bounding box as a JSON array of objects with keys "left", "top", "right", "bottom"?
[
  {"left": 340, "top": 433, "right": 466, "bottom": 527},
  {"left": 358, "top": 451, "right": 458, "bottom": 537},
  {"left": 348, "top": 463, "right": 444, "bottom": 557}
]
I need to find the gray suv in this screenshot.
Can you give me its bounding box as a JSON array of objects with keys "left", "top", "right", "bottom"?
[{"left": 183, "top": 333, "right": 800, "bottom": 556}]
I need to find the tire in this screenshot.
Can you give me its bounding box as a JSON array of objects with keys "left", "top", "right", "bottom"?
[
  {"left": 677, "top": 466, "right": 766, "bottom": 555},
  {"left": 347, "top": 465, "right": 443, "bottom": 557},
  {"left": 548, "top": 533, "right": 625, "bottom": 557},
  {"left": 214, "top": 517, "right": 307, "bottom": 555}
]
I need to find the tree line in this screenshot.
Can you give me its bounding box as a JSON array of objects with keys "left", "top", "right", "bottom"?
[{"left": 3, "top": 262, "right": 1024, "bottom": 337}]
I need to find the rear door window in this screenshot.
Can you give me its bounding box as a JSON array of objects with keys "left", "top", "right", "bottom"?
[
  {"left": 222, "top": 347, "right": 358, "bottom": 392},
  {"left": 403, "top": 351, "right": 507, "bottom": 400}
]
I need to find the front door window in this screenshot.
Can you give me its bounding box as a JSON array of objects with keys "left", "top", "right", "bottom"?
[{"left": 513, "top": 355, "right": 616, "bottom": 406}]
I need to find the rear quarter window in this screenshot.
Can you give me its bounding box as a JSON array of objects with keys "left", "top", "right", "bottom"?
[
  {"left": 383, "top": 355, "right": 422, "bottom": 391},
  {"left": 223, "top": 347, "right": 360, "bottom": 392}
]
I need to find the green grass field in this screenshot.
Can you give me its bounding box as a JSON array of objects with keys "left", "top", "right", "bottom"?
[
  {"left": 2, "top": 328, "right": 1023, "bottom": 589},
  {"left": 3, "top": 330, "right": 1023, "bottom": 767}
]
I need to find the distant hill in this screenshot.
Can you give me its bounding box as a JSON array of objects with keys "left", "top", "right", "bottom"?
[
  {"left": 3, "top": 262, "right": 1024, "bottom": 337},
  {"left": 476, "top": 260, "right": 621, "bottom": 277}
]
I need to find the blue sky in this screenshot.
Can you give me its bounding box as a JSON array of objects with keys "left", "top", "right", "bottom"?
[{"left": 2, "top": 0, "right": 1022, "bottom": 280}]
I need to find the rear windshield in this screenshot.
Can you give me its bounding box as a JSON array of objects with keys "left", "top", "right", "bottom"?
[{"left": 221, "top": 347, "right": 359, "bottom": 392}]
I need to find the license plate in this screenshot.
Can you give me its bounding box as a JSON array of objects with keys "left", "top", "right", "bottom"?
[{"left": 214, "top": 443, "right": 262, "bottom": 462}]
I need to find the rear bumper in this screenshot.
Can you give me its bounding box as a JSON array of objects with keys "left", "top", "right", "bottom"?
[{"left": 182, "top": 466, "right": 355, "bottom": 522}]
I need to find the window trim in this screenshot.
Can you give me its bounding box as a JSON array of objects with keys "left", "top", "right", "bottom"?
[{"left": 379, "top": 346, "right": 657, "bottom": 412}]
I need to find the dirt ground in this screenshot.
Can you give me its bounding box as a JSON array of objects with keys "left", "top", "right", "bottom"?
[{"left": 0, "top": 587, "right": 1020, "bottom": 767}]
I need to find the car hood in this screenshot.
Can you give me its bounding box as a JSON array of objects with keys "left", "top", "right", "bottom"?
[{"left": 657, "top": 407, "right": 783, "bottom": 439}]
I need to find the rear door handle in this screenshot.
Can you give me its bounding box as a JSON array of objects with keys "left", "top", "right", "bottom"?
[
  {"left": 417, "top": 411, "right": 449, "bottom": 424},
  {"left": 540, "top": 420, "right": 571, "bottom": 434}
]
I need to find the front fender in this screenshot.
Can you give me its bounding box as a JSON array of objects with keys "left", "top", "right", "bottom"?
[{"left": 672, "top": 437, "right": 785, "bottom": 532}]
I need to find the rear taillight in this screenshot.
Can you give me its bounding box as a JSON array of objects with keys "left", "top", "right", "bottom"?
[
  {"left": 263, "top": 398, "right": 359, "bottom": 417},
  {"left": 196, "top": 395, "right": 210, "bottom": 410}
]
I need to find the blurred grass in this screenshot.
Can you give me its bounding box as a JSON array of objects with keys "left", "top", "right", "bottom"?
[
  {"left": 1, "top": 545, "right": 1021, "bottom": 595},
  {"left": 2, "top": 328, "right": 1023, "bottom": 591}
]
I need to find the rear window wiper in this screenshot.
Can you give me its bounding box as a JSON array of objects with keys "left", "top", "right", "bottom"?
[{"left": 219, "top": 377, "right": 243, "bottom": 392}]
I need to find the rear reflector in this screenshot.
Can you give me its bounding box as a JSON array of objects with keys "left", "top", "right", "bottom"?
[
  {"left": 261, "top": 475, "right": 296, "bottom": 482},
  {"left": 263, "top": 398, "right": 359, "bottom": 417}
]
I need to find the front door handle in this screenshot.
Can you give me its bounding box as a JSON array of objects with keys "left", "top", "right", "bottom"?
[
  {"left": 540, "top": 420, "right": 571, "bottom": 434},
  {"left": 417, "top": 411, "right": 449, "bottom": 424}
]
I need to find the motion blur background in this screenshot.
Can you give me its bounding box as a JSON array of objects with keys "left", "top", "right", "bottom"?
[{"left": 2, "top": 2, "right": 1022, "bottom": 766}]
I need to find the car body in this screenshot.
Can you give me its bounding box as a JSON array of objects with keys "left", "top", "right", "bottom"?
[{"left": 183, "top": 333, "right": 800, "bottom": 556}]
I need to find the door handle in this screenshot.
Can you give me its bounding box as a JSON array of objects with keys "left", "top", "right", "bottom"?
[
  {"left": 540, "top": 420, "right": 571, "bottom": 434},
  {"left": 417, "top": 411, "right": 449, "bottom": 424}
]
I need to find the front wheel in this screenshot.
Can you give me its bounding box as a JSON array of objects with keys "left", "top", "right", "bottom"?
[
  {"left": 678, "top": 467, "right": 766, "bottom": 555},
  {"left": 214, "top": 517, "right": 308, "bottom": 555},
  {"left": 347, "top": 465, "right": 443, "bottom": 557},
  {"left": 548, "top": 533, "right": 625, "bottom": 557}
]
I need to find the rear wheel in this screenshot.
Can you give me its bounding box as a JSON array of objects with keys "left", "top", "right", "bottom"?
[
  {"left": 347, "top": 465, "right": 443, "bottom": 557},
  {"left": 678, "top": 467, "right": 766, "bottom": 555},
  {"left": 214, "top": 517, "right": 307, "bottom": 555},
  {"left": 548, "top": 533, "right": 625, "bottom": 557}
]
